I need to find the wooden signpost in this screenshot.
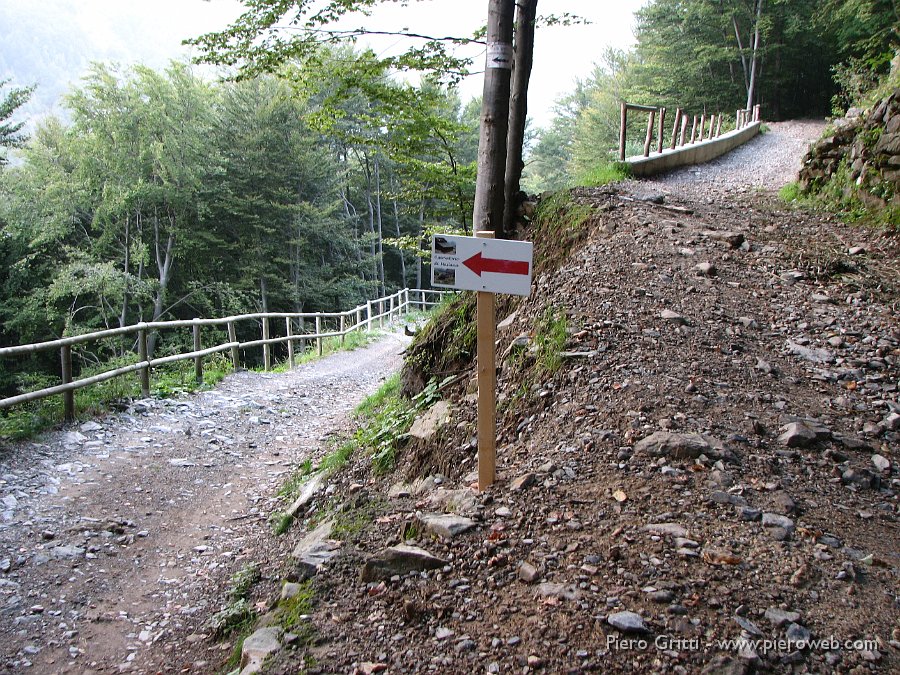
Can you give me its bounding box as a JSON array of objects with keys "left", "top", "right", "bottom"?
[{"left": 432, "top": 232, "right": 533, "bottom": 490}]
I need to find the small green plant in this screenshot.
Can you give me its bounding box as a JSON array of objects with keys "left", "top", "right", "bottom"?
[
  {"left": 576, "top": 161, "right": 630, "bottom": 187},
  {"left": 534, "top": 307, "right": 568, "bottom": 375},
  {"left": 274, "top": 580, "right": 316, "bottom": 632},
  {"left": 228, "top": 563, "right": 262, "bottom": 601},
  {"left": 206, "top": 598, "right": 255, "bottom": 638},
  {"left": 778, "top": 182, "right": 804, "bottom": 203}
]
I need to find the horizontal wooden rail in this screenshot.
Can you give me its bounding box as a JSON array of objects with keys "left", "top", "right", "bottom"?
[{"left": 0, "top": 288, "right": 454, "bottom": 417}]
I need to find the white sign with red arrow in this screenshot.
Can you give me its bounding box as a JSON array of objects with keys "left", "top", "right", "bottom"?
[{"left": 431, "top": 234, "right": 533, "bottom": 297}]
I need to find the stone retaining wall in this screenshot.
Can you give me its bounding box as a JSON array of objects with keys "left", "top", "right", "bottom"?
[{"left": 799, "top": 89, "right": 900, "bottom": 208}]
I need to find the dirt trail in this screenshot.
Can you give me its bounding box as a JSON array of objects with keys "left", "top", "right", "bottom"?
[{"left": 0, "top": 332, "right": 408, "bottom": 672}]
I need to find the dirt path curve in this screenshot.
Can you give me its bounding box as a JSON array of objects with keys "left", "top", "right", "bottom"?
[{"left": 0, "top": 331, "right": 410, "bottom": 672}]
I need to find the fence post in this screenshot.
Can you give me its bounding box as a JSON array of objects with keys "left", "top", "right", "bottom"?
[
  {"left": 138, "top": 326, "right": 150, "bottom": 397},
  {"left": 315, "top": 316, "right": 323, "bottom": 356},
  {"left": 262, "top": 317, "right": 271, "bottom": 371},
  {"left": 716, "top": 113, "right": 723, "bottom": 137},
  {"left": 419, "top": 289, "right": 425, "bottom": 311},
  {"left": 619, "top": 101, "right": 627, "bottom": 161},
  {"left": 670, "top": 109, "right": 681, "bottom": 149},
  {"left": 699, "top": 113, "right": 706, "bottom": 141},
  {"left": 643, "top": 109, "right": 655, "bottom": 157},
  {"left": 679, "top": 115, "right": 688, "bottom": 146},
  {"left": 340, "top": 313, "right": 346, "bottom": 346},
  {"left": 61, "top": 344, "right": 74, "bottom": 421},
  {"left": 227, "top": 321, "right": 240, "bottom": 370},
  {"left": 690, "top": 115, "right": 698, "bottom": 143},
  {"left": 286, "top": 317, "right": 295, "bottom": 368},
  {"left": 366, "top": 300, "right": 373, "bottom": 330},
  {"left": 193, "top": 319, "right": 203, "bottom": 384},
  {"left": 389, "top": 295, "right": 394, "bottom": 323},
  {"left": 356, "top": 308, "right": 363, "bottom": 332},
  {"left": 657, "top": 107, "right": 666, "bottom": 154}
]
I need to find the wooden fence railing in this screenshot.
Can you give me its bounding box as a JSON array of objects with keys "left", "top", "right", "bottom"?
[
  {"left": 0, "top": 288, "right": 452, "bottom": 420},
  {"left": 618, "top": 102, "right": 762, "bottom": 161}
]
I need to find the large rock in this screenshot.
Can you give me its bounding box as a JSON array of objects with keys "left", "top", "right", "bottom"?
[
  {"left": 634, "top": 432, "right": 719, "bottom": 459},
  {"left": 239, "top": 627, "right": 282, "bottom": 675},
  {"left": 607, "top": 611, "right": 648, "bottom": 634},
  {"left": 417, "top": 513, "right": 476, "bottom": 539},
  {"left": 408, "top": 401, "right": 452, "bottom": 441},
  {"left": 291, "top": 519, "right": 341, "bottom": 579},
  {"left": 360, "top": 545, "right": 446, "bottom": 582},
  {"left": 286, "top": 472, "right": 325, "bottom": 517}
]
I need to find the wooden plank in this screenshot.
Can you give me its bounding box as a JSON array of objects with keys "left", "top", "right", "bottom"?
[
  {"left": 619, "top": 101, "right": 627, "bottom": 161},
  {"left": 643, "top": 109, "right": 655, "bottom": 157},
  {"left": 262, "top": 317, "right": 271, "bottom": 371},
  {"left": 193, "top": 320, "right": 202, "bottom": 384},
  {"left": 61, "top": 345, "right": 74, "bottom": 421},
  {"left": 476, "top": 231, "right": 497, "bottom": 490},
  {"left": 138, "top": 328, "right": 150, "bottom": 397},
  {"left": 227, "top": 321, "right": 240, "bottom": 370},
  {"left": 286, "top": 317, "right": 295, "bottom": 367},
  {"left": 657, "top": 107, "right": 666, "bottom": 154}
]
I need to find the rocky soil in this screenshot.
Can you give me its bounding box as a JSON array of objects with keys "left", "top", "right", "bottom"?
[{"left": 2, "top": 120, "right": 898, "bottom": 675}]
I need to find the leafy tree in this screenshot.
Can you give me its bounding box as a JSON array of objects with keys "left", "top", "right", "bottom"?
[{"left": 0, "top": 79, "right": 34, "bottom": 164}]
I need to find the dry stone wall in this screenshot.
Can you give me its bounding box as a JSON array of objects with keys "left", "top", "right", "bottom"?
[{"left": 799, "top": 87, "right": 900, "bottom": 207}]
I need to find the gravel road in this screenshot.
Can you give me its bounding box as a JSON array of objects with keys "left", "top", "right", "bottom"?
[{"left": 0, "top": 331, "right": 409, "bottom": 672}]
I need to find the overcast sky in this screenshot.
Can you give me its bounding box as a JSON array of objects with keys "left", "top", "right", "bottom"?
[{"left": 1, "top": 0, "right": 647, "bottom": 128}]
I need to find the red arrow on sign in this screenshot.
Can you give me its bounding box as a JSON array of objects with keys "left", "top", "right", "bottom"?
[{"left": 463, "top": 252, "right": 530, "bottom": 277}]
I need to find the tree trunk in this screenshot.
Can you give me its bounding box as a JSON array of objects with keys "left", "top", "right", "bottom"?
[
  {"left": 502, "top": 0, "right": 537, "bottom": 239},
  {"left": 374, "top": 155, "right": 385, "bottom": 295},
  {"left": 746, "top": 0, "right": 763, "bottom": 110},
  {"left": 472, "top": 0, "right": 515, "bottom": 234}
]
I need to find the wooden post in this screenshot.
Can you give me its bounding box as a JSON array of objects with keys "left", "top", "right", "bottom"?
[
  {"left": 618, "top": 101, "right": 627, "bottom": 161},
  {"left": 736, "top": 109, "right": 741, "bottom": 129},
  {"left": 679, "top": 115, "right": 688, "bottom": 146},
  {"left": 420, "top": 289, "right": 426, "bottom": 310},
  {"left": 262, "top": 317, "right": 271, "bottom": 371},
  {"left": 670, "top": 108, "right": 681, "bottom": 149},
  {"left": 193, "top": 320, "right": 202, "bottom": 384},
  {"left": 316, "top": 316, "right": 323, "bottom": 356},
  {"left": 754, "top": 104, "right": 761, "bottom": 121},
  {"left": 379, "top": 301, "right": 385, "bottom": 329},
  {"left": 716, "top": 113, "right": 723, "bottom": 137},
  {"left": 340, "top": 314, "right": 346, "bottom": 346},
  {"left": 61, "top": 344, "right": 74, "bottom": 421},
  {"left": 389, "top": 295, "right": 394, "bottom": 323},
  {"left": 286, "top": 317, "right": 295, "bottom": 367},
  {"left": 227, "top": 321, "right": 240, "bottom": 370},
  {"left": 138, "top": 327, "right": 150, "bottom": 397},
  {"left": 699, "top": 113, "right": 706, "bottom": 141},
  {"left": 366, "top": 300, "right": 373, "bottom": 330},
  {"left": 643, "top": 109, "right": 655, "bottom": 157},
  {"left": 690, "top": 115, "right": 698, "bottom": 143},
  {"left": 357, "top": 308, "right": 363, "bottom": 332},
  {"left": 707, "top": 114, "right": 715, "bottom": 139},
  {"left": 475, "top": 231, "right": 497, "bottom": 490},
  {"left": 657, "top": 107, "right": 666, "bottom": 154}
]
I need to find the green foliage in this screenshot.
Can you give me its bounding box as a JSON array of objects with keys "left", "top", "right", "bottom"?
[
  {"left": 576, "top": 162, "right": 630, "bottom": 187},
  {"left": 228, "top": 563, "right": 262, "bottom": 602},
  {"left": 534, "top": 307, "right": 568, "bottom": 375},
  {"left": 207, "top": 598, "right": 255, "bottom": 638},
  {"left": 778, "top": 183, "right": 804, "bottom": 203},
  {"left": 329, "top": 371, "right": 448, "bottom": 476},
  {"left": 0, "top": 78, "right": 35, "bottom": 162}
]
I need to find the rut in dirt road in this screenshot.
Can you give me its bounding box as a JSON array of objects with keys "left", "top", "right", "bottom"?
[{"left": 0, "top": 331, "right": 409, "bottom": 672}]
